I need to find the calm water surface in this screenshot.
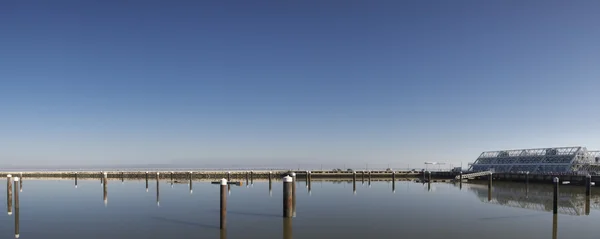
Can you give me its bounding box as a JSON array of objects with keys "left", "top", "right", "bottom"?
[{"left": 1, "top": 178, "right": 599, "bottom": 239}]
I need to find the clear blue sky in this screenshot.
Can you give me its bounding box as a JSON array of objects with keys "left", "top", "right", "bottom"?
[{"left": 1, "top": 1, "right": 599, "bottom": 169}]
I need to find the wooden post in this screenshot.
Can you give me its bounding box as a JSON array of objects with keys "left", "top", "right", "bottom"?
[
  {"left": 245, "top": 171, "right": 249, "bottom": 186},
  {"left": 250, "top": 171, "right": 254, "bottom": 185},
  {"left": 553, "top": 177, "right": 559, "bottom": 214},
  {"left": 586, "top": 174, "right": 591, "bottom": 197},
  {"left": 526, "top": 171, "right": 530, "bottom": 185},
  {"left": 353, "top": 171, "right": 356, "bottom": 194},
  {"left": 291, "top": 173, "right": 296, "bottom": 217},
  {"left": 103, "top": 173, "right": 108, "bottom": 206},
  {"left": 170, "top": 171, "right": 174, "bottom": 187},
  {"left": 145, "top": 171, "right": 149, "bottom": 192},
  {"left": 307, "top": 171, "right": 312, "bottom": 193},
  {"left": 392, "top": 171, "right": 396, "bottom": 193},
  {"left": 361, "top": 171, "right": 365, "bottom": 184},
  {"left": 156, "top": 172, "right": 160, "bottom": 206},
  {"left": 459, "top": 171, "right": 462, "bottom": 189},
  {"left": 189, "top": 171, "right": 193, "bottom": 194},
  {"left": 305, "top": 171, "right": 309, "bottom": 188},
  {"left": 220, "top": 178, "right": 227, "bottom": 229},
  {"left": 7, "top": 175, "right": 12, "bottom": 216},
  {"left": 227, "top": 171, "right": 231, "bottom": 182},
  {"left": 121, "top": 172, "right": 124, "bottom": 183},
  {"left": 428, "top": 171, "right": 431, "bottom": 182},
  {"left": 488, "top": 172, "right": 493, "bottom": 193},
  {"left": 19, "top": 173, "right": 22, "bottom": 192},
  {"left": 100, "top": 171, "right": 103, "bottom": 184},
  {"left": 283, "top": 176, "right": 292, "bottom": 218},
  {"left": 14, "top": 177, "right": 20, "bottom": 239},
  {"left": 75, "top": 172, "right": 78, "bottom": 188},
  {"left": 368, "top": 171, "right": 371, "bottom": 186}
]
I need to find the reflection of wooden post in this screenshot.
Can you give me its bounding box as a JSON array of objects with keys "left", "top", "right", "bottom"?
[
  {"left": 220, "top": 179, "right": 227, "bottom": 229},
  {"left": 75, "top": 172, "right": 78, "bottom": 188},
  {"left": 14, "top": 177, "right": 20, "bottom": 239},
  {"left": 283, "top": 218, "right": 293, "bottom": 239},
  {"left": 103, "top": 173, "right": 108, "bottom": 206},
  {"left": 368, "top": 171, "right": 371, "bottom": 186},
  {"left": 392, "top": 171, "right": 396, "bottom": 193},
  {"left": 361, "top": 171, "right": 364, "bottom": 184},
  {"left": 269, "top": 171, "right": 272, "bottom": 196},
  {"left": 145, "top": 171, "right": 149, "bottom": 192},
  {"left": 7, "top": 174, "right": 12, "bottom": 216},
  {"left": 552, "top": 214, "right": 557, "bottom": 239},
  {"left": 156, "top": 172, "right": 160, "bottom": 206},
  {"left": 250, "top": 171, "right": 254, "bottom": 185},
  {"left": 553, "top": 177, "right": 559, "bottom": 214},
  {"left": 586, "top": 174, "right": 591, "bottom": 197},
  {"left": 189, "top": 172, "right": 193, "bottom": 194},
  {"left": 352, "top": 171, "right": 356, "bottom": 194},
  {"left": 283, "top": 176, "right": 292, "bottom": 218},
  {"left": 291, "top": 173, "right": 296, "bottom": 217},
  {"left": 585, "top": 196, "right": 590, "bottom": 215}
]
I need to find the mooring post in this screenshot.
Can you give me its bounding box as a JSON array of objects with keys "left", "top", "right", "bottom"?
[
  {"left": 361, "top": 171, "right": 365, "bottom": 184},
  {"left": 305, "top": 171, "right": 309, "bottom": 188},
  {"left": 220, "top": 178, "right": 227, "bottom": 229},
  {"left": 459, "top": 171, "right": 463, "bottom": 188},
  {"left": 428, "top": 171, "right": 432, "bottom": 182},
  {"left": 368, "top": 171, "right": 372, "bottom": 186},
  {"left": 170, "top": 171, "right": 174, "bottom": 185},
  {"left": 19, "top": 173, "right": 23, "bottom": 192},
  {"left": 103, "top": 172, "right": 108, "bottom": 206},
  {"left": 145, "top": 171, "right": 149, "bottom": 192},
  {"left": 14, "top": 177, "right": 20, "bottom": 239},
  {"left": 353, "top": 171, "right": 356, "bottom": 194},
  {"left": 7, "top": 174, "right": 12, "bottom": 216},
  {"left": 283, "top": 176, "right": 293, "bottom": 218},
  {"left": 307, "top": 171, "right": 312, "bottom": 193},
  {"left": 392, "top": 171, "right": 396, "bottom": 193},
  {"left": 227, "top": 171, "right": 231, "bottom": 182},
  {"left": 586, "top": 174, "right": 591, "bottom": 197},
  {"left": 250, "top": 171, "right": 254, "bottom": 185},
  {"left": 245, "top": 171, "right": 249, "bottom": 186},
  {"left": 526, "top": 171, "right": 530, "bottom": 185},
  {"left": 488, "top": 172, "right": 493, "bottom": 192},
  {"left": 121, "top": 172, "right": 124, "bottom": 183},
  {"left": 100, "top": 171, "right": 103, "bottom": 184},
  {"left": 189, "top": 171, "right": 193, "bottom": 194},
  {"left": 75, "top": 172, "right": 78, "bottom": 188},
  {"left": 156, "top": 172, "right": 160, "bottom": 206},
  {"left": 553, "top": 177, "right": 559, "bottom": 214},
  {"left": 291, "top": 172, "right": 296, "bottom": 217}
]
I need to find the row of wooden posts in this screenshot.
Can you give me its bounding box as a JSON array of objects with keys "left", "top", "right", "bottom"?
[{"left": 6, "top": 174, "right": 22, "bottom": 239}]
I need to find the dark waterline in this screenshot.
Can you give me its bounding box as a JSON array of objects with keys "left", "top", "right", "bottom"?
[{"left": 1, "top": 178, "right": 599, "bottom": 239}]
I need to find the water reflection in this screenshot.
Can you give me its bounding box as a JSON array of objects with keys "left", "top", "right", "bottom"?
[
  {"left": 157, "top": 174, "right": 160, "bottom": 207},
  {"left": 467, "top": 181, "right": 599, "bottom": 216},
  {"left": 283, "top": 218, "right": 293, "bottom": 239},
  {"left": 552, "top": 214, "right": 557, "bottom": 239},
  {"left": 103, "top": 177, "right": 108, "bottom": 206}
]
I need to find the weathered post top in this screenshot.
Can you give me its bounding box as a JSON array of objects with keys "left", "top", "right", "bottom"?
[
  {"left": 291, "top": 173, "right": 296, "bottom": 177},
  {"left": 14, "top": 177, "right": 19, "bottom": 182},
  {"left": 157, "top": 172, "right": 160, "bottom": 175},
  {"left": 7, "top": 174, "right": 11, "bottom": 178},
  {"left": 221, "top": 178, "right": 228, "bottom": 185},
  {"left": 553, "top": 177, "right": 559, "bottom": 183},
  {"left": 526, "top": 171, "right": 529, "bottom": 175},
  {"left": 104, "top": 172, "right": 108, "bottom": 177},
  {"left": 284, "top": 176, "right": 293, "bottom": 182},
  {"left": 489, "top": 172, "right": 493, "bottom": 175}
]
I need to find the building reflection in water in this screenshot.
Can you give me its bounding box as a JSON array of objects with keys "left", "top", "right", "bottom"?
[{"left": 466, "top": 181, "right": 598, "bottom": 216}]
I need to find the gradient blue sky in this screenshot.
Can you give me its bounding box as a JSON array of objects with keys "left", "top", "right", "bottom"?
[{"left": 1, "top": 1, "right": 599, "bottom": 169}]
